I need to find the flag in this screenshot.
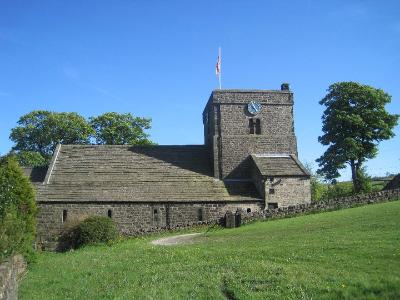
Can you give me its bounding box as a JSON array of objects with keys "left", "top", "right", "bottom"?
[{"left": 215, "top": 53, "right": 221, "bottom": 76}]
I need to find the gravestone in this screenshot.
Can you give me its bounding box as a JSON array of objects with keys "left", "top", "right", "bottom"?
[
  {"left": 225, "top": 211, "right": 236, "bottom": 228},
  {"left": 235, "top": 210, "right": 242, "bottom": 227}
]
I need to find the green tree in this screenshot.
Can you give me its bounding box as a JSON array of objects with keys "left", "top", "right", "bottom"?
[
  {"left": 0, "top": 156, "right": 37, "bottom": 261},
  {"left": 317, "top": 82, "right": 398, "bottom": 193},
  {"left": 10, "top": 111, "right": 94, "bottom": 161},
  {"left": 90, "top": 112, "right": 154, "bottom": 145},
  {"left": 9, "top": 150, "right": 47, "bottom": 167}
]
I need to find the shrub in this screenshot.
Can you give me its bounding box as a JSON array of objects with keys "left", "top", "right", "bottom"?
[
  {"left": 0, "top": 156, "right": 37, "bottom": 262},
  {"left": 355, "top": 167, "right": 372, "bottom": 194},
  {"left": 57, "top": 215, "right": 88, "bottom": 251},
  {"left": 311, "top": 180, "right": 326, "bottom": 201},
  {"left": 64, "top": 216, "right": 118, "bottom": 249}
]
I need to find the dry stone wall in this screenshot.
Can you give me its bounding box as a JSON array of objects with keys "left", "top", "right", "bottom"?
[
  {"left": 36, "top": 189, "right": 399, "bottom": 250},
  {"left": 0, "top": 255, "right": 26, "bottom": 300},
  {"left": 239, "top": 189, "right": 400, "bottom": 224}
]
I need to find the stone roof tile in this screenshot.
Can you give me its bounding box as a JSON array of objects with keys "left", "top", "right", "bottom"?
[
  {"left": 37, "top": 145, "right": 261, "bottom": 203},
  {"left": 251, "top": 154, "right": 310, "bottom": 177}
]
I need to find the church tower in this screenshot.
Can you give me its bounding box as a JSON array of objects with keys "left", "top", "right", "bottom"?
[
  {"left": 203, "top": 83, "right": 311, "bottom": 207},
  {"left": 203, "top": 83, "right": 298, "bottom": 179}
]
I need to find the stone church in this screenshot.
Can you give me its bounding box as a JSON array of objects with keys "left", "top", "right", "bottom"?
[{"left": 29, "top": 84, "right": 311, "bottom": 248}]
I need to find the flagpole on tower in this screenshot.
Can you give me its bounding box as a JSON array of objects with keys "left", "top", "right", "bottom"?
[
  {"left": 216, "top": 47, "right": 222, "bottom": 89},
  {"left": 218, "top": 47, "right": 222, "bottom": 90}
]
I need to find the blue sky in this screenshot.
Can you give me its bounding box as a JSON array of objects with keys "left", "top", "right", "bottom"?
[{"left": 0, "top": 0, "right": 399, "bottom": 180}]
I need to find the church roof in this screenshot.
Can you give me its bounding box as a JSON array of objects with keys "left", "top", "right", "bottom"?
[
  {"left": 251, "top": 154, "right": 310, "bottom": 177},
  {"left": 36, "top": 144, "right": 261, "bottom": 203}
]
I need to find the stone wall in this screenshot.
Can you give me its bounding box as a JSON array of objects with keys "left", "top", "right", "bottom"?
[
  {"left": 0, "top": 255, "right": 26, "bottom": 300},
  {"left": 239, "top": 188, "right": 400, "bottom": 224},
  {"left": 36, "top": 201, "right": 263, "bottom": 250},
  {"left": 265, "top": 177, "right": 311, "bottom": 207},
  {"left": 36, "top": 189, "right": 400, "bottom": 250}
]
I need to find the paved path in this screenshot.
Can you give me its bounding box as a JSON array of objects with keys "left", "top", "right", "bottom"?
[{"left": 151, "top": 233, "right": 202, "bottom": 246}]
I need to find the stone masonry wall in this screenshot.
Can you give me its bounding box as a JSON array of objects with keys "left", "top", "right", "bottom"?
[
  {"left": 36, "top": 201, "right": 263, "bottom": 250},
  {"left": 0, "top": 255, "right": 26, "bottom": 300},
  {"left": 265, "top": 177, "right": 311, "bottom": 207},
  {"left": 221, "top": 136, "right": 297, "bottom": 178},
  {"left": 204, "top": 90, "right": 299, "bottom": 179},
  {"left": 239, "top": 188, "right": 400, "bottom": 224},
  {"left": 36, "top": 189, "right": 400, "bottom": 250}
]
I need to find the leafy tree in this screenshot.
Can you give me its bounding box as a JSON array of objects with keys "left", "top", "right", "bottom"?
[
  {"left": 9, "top": 150, "right": 47, "bottom": 167},
  {"left": 10, "top": 111, "right": 94, "bottom": 161},
  {"left": 317, "top": 82, "right": 398, "bottom": 193},
  {"left": 90, "top": 112, "right": 154, "bottom": 145},
  {"left": 0, "top": 156, "right": 37, "bottom": 261}
]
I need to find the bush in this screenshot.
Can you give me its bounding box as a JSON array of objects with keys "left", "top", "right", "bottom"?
[
  {"left": 63, "top": 216, "right": 118, "bottom": 249},
  {"left": 311, "top": 180, "right": 326, "bottom": 201},
  {"left": 322, "top": 182, "right": 354, "bottom": 199},
  {"left": 355, "top": 167, "right": 372, "bottom": 194},
  {"left": 0, "top": 156, "right": 37, "bottom": 262}
]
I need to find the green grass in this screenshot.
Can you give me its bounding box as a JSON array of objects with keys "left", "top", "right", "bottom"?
[{"left": 20, "top": 201, "right": 400, "bottom": 299}]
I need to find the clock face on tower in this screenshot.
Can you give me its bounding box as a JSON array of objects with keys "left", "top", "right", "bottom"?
[{"left": 247, "top": 101, "right": 262, "bottom": 115}]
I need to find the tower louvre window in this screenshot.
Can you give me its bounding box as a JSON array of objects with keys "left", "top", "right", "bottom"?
[
  {"left": 249, "top": 119, "right": 255, "bottom": 134},
  {"left": 255, "top": 119, "right": 261, "bottom": 134},
  {"left": 249, "top": 118, "right": 261, "bottom": 135}
]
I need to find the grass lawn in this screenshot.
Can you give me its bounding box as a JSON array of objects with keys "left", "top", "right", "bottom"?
[{"left": 20, "top": 201, "right": 400, "bottom": 299}]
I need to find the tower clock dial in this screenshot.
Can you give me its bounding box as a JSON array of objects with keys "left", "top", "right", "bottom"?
[{"left": 247, "top": 101, "right": 262, "bottom": 115}]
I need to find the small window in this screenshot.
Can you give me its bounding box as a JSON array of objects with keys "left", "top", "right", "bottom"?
[
  {"left": 197, "top": 208, "right": 203, "bottom": 222},
  {"left": 269, "top": 177, "right": 274, "bottom": 182},
  {"left": 247, "top": 208, "right": 251, "bottom": 213},
  {"left": 255, "top": 119, "right": 261, "bottom": 134},
  {"left": 249, "top": 118, "right": 261, "bottom": 135},
  {"left": 249, "top": 119, "right": 255, "bottom": 134},
  {"left": 62, "top": 210, "right": 68, "bottom": 223},
  {"left": 268, "top": 203, "right": 278, "bottom": 209},
  {"left": 153, "top": 208, "right": 159, "bottom": 223},
  {"left": 269, "top": 188, "right": 275, "bottom": 194},
  {"left": 107, "top": 209, "right": 112, "bottom": 218}
]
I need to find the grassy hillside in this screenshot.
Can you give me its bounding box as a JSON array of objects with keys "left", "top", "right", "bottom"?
[{"left": 20, "top": 201, "right": 400, "bottom": 299}]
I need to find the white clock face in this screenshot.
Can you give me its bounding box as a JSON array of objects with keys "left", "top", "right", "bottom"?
[{"left": 247, "top": 101, "right": 262, "bottom": 115}]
